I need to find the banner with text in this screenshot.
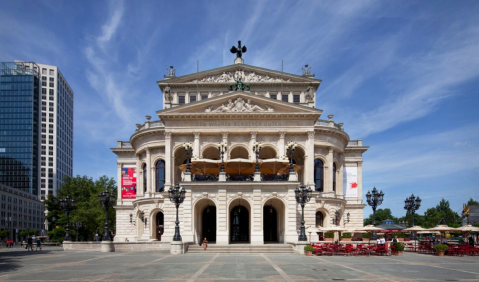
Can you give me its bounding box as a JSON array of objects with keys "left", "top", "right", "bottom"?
[
  {"left": 343, "top": 167, "right": 358, "bottom": 197},
  {"left": 121, "top": 168, "right": 137, "bottom": 199}
]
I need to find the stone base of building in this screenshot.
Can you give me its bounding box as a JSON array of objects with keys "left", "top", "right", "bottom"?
[
  {"left": 63, "top": 241, "right": 172, "bottom": 252},
  {"left": 170, "top": 241, "right": 187, "bottom": 254},
  {"left": 101, "top": 241, "right": 115, "bottom": 252}
]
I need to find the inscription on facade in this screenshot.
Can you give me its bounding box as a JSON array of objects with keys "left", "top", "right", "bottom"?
[{"left": 195, "top": 121, "right": 283, "bottom": 127}]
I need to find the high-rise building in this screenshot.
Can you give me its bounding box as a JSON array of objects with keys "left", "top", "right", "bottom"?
[{"left": 0, "top": 61, "right": 73, "bottom": 200}]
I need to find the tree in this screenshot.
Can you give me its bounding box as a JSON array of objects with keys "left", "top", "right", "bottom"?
[
  {"left": 420, "top": 198, "right": 461, "bottom": 228},
  {"left": 45, "top": 175, "right": 117, "bottom": 241},
  {"left": 466, "top": 198, "right": 479, "bottom": 207},
  {"left": 364, "top": 208, "right": 398, "bottom": 226}
]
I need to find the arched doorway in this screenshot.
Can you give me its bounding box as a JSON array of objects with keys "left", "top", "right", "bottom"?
[
  {"left": 230, "top": 203, "right": 249, "bottom": 243},
  {"left": 292, "top": 147, "right": 305, "bottom": 183},
  {"left": 230, "top": 146, "right": 249, "bottom": 159},
  {"left": 316, "top": 211, "right": 325, "bottom": 241},
  {"left": 263, "top": 205, "right": 277, "bottom": 242},
  {"left": 156, "top": 212, "right": 164, "bottom": 241},
  {"left": 202, "top": 205, "right": 216, "bottom": 242}
]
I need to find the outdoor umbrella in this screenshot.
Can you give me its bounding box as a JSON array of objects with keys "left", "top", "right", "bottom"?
[
  {"left": 306, "top": 226, "right": 321, "bottom": 242},
  {"left": 225, "top": 158, "right": 255, "bottom": 175},
  {"left": 456, "top": 225, "right": 479, "bottom": 244},
  {"left": 178, "top": 159, "right": 221, "bottom": 175},
  {"left": 403, "top": 226, "right": 427, "bottom": 251},
  {"left": 357, "top": 225, "right": 384, "bottom": 244},
  {"left": 427, "top": 225, "right": 458, "bottom": 243},
  {"left": 259, "top": 158, "right": 289, "bottom": 174}
]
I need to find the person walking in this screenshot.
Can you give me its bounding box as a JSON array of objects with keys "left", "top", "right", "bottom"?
[
  {"left": 203, "top": 237, "right": 208, "bottom": 251},
  {"left": 27, "top": 237, "right": 33, "bottom": 251},
  {"left": 35, "top": 238, "right": 42, "bottom": 251}
]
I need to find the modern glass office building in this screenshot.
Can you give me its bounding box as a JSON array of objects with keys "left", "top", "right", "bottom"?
[
  {"left": 0, "top": 62, "right": 40, "bottom": 195},
  {"left": 0, "top": 61, "right": 73, "bottom": 199}
]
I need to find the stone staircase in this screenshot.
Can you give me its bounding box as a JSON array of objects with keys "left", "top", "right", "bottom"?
[{"left": 187, "top": 244, "right": 295, "bottom": 254}]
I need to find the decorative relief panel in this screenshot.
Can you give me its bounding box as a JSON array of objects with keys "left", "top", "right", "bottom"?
[
  {"left": 257, "top": 135, "right": 278, "bottom": 144},
  {"left": 205, "top": 98, "right": 274, "bottom": 113},
  {"left": 227, "top": 192, "right": 253, "bottom": 203},
  {"left": 315, "top": 147, "right": 328, "bottom": 157},
  {"left": 261, "top": 192, "right": 288, "bottom": 202},
  {"left": 191, "top": 70, "right": 292, "bottom": 83},
  {"left": 285, "top": 134, "right": 307, "bottom": 145},
  {"left": 192, "top": 192, "right": 218, "bottom": 205},
  {"left": 200, "top": 135, "right": 222, "bottom": 150},
  {"left": 173, "top": 135, "right": 194, "bottom": 148},
  {"left": 229, "top": 134, "right": 250, "bottom": 144}
]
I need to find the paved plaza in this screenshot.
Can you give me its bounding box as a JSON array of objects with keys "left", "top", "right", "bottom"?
[{"left": 1, "top": 247, "right": 479, "bottom": 281}]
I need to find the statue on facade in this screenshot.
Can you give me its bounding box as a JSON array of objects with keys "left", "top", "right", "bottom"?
[
  {"left": 166, "top": 66, "right": 176, "bottom": 77},
  {"left": 164, "top": 86, "right": 171, "bottom": 101},
  {"left": 228, "top": 78, "right": 250, "bottom": 92},
  {"left": 305, "top": 84, "right": 314, "bottom": 102},
  {"left": 230, "top": 41, "right": 247, "bottom": 59}
]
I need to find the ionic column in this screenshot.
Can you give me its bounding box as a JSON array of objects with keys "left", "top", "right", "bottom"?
[
  {"left": 194, "top": 132, "right": 200, "bottom": 158},
  {"left": 164, "top": 132, "right": 172, "bottom": 189},
  {"left": 326, "top": 147, "right": 334, "bottom": 193},
  {"left": 337, "top": 155, "right": 344, "bottom": 197},
  {"left": 146, "top": 148, "right": 152, "bottom": 195},
  {"left": 278, "top": 131, "right": 286, "bottom": 158},
  {"left": 136, "top": 155, "right": 143, "bottom": 197},
  {"left": 222, "top": 131, "right": 228, "bottom": 159},
  {"left": 305, "top": 131, "right": 315, "bottom": 188},
  {"left": 117, "top": 162, "right": 122, "bottom": 203},
  {"left": 250, "top": 131, "right": 257, "bottom": 160}
]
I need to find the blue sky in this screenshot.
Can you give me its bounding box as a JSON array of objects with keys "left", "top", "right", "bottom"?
[{"left": 1, "top": 0, "right": 478, "bottom": 219}]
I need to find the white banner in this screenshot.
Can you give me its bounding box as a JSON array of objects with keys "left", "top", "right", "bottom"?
[{"left": 343, "top": 167, "right": 358, "bottom": 197}]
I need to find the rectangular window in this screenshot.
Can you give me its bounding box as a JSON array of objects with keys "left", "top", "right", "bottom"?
[
  {"left": 270, "top": 92, "right": 277, "bottom": 100},
  {"left": 189, "top": 95, "right": 197, "bottom": 103},
  {"left": 178, "top": 95, "right": 185, "bottom": 104},
  {"left": 293, "top": 94, "right": 300, "bottom": 103},
  {"left": 201, "top": 94, "right": 208, "bottom": 100},
  {"left": 49, "top": 69, "right": 54, "bottom": 76},
  {"left": 282, "top": 94, "right": 289, "bottom": 102},
  {"left": 42, "top": 88, "right": 46, "bottom": 94}
]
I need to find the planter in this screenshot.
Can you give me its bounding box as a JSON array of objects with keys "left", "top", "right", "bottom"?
[
  {"left": 305, "top": 251, "right": 313, "bottom": 256},
  {"left": 398, "top": 238, "right": 404, "bottom": 242},
  {"left": 340, "top": 238, "right": 351, "bottom": 242},
  {"left": 436, "top": 251, "right": 445, "bottom": 257},
  {"left": 325, "top": 238, "right": 333, "bottom": 241}
]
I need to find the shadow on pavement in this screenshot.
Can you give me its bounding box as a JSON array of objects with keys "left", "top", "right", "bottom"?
[{"left": 0, "top": 247, "right": 64, "bottom": 274}]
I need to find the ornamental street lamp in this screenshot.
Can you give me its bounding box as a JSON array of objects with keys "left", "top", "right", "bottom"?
[
  {"left": 72, "top": 222, "right": 82, "bottom": 241},
  {"left": 183, "top": 142, "right": 193, "bottom": 173},
  {"left": 404, "top": 194, "right": 421, "bottom": 227},
  {"left": 286, "top": 141, "right": 298, "bottom": 173},
  {"left": 168, "top": 183, "right": 186, "bottom": 241},
  {"left": 366, "top": 187, "right": 384, "bottom": 240},
  {"left": 59, "top": 195, "right": 76, "bottom": 241},
  {"left": 98, "top": 190, "right": 115, "bottom": 241},
  {"left": 252, "top": 142, "right": 263, "bottom": 173},
  {"left": 295, "top": 183, "right": 312, "bottom": 241},
  {"left": 218, "top": 142, "right": 228, "bottom": 173}
]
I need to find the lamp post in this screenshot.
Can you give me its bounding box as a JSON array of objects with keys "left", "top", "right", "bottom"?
[
  {"left": 286, "top": 141, "right": 298, "bottom": 173},
  {"left": 218, "top": 142, "right": 228, "bottom": 173},
  {"left": 295, "top": 183, "right": 312, "bottom": 241},
  {"left": 98, "top": 190, "right": 115, "bottom": 241},
  {"left": 72, "top": 222, "right": 82, "bottom": 241},
  {"left": 59, "top": 195, "right": 76, "bottom": 241},
  {"left": 168, "top": 183, "right": 186, "bottom": 241},
  {"left": 252, "top": 142, "right": 263, "bottom": 173},
  {"left": 183, "top": 142, "right": 193, "bottom": 173},
  {"left": 404, "top": 194, "right": 421, "bottom": 227},
  {"left": 366, "top": 187, "right": 384, "bottom": 240}
]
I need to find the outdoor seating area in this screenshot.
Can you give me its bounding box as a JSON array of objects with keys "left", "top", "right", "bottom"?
[{"left": 310, "top": 243, "right": 391, "bottom": 256}]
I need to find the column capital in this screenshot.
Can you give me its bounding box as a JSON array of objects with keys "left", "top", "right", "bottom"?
[
  {"left": 164, "top": 131, "right": 172, "bottom": 139},
  {"left": 221, "top": 131, "right": 229, "bottom": 139},
  {"left": 194, "top": 132, "right": 200, "bottom": 138},
  {"left": 250, "top": 131, "right": 257, "bottom": 138},
  {"left": 279, "top": 131, "right": 286, "bottom": 139},
  {"left": 307, "top": 131, "right": 315, "bottom": 139},
  {"left": 117, "top": 162, "right": 123, "bottom": 168}
]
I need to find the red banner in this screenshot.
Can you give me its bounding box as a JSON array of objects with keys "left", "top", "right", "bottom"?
[{"left": 121, "top": 168, "right": 137, "bottom": 199}]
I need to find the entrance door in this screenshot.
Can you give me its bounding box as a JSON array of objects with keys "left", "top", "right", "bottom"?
[
  {"left": 156, "top": 212, "right": 164, "bottom": 241},
  {"left": 230, "top": 206, "right": 249, "bottom": 242},
  {"left": 263, "top": 206, "right": 278, "bottom": 242},
  {"left": 202, "top": 206, "right": 216, "bottom": 242}
]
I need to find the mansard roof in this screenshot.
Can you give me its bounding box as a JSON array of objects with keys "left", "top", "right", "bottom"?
[
  {"left": 156, "top": 64, "right": 321, "bottom": 88},
  {"left": 156, "top": 91, "right": 322, "bottom": 120}
]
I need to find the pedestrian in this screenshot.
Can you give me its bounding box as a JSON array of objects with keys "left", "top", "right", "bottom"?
[
  {"left": 203, "top": 237, "right": 208, "bottom": 251},
  {"left": 469, "top": 236, "right": 474, "bottom": 246},
  {"left": 392, "top": 236, "right": 398, "bottom": 243},
  {"left": 27, "top": 237, "right": 33, "bottom": 251},
  {"left": 35, "top": 238, "right": 41, "bottom": 251}
]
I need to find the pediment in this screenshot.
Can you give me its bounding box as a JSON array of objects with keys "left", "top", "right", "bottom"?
[
  {"left": 157, "top": 64, "right": 321, "bottom": 85},
  {"left": 157, "top": 92, "right": 323, "bottom": 118}
]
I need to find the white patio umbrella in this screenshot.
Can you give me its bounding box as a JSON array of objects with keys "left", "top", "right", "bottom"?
[
  {"left": 357, "top": 225, "right": 384, "bottom": 244},
  {"left": 321, "top": 226, "right": 346, "bottom": 242},
  {"left": 306, "top": 226, "right": 321, "bottom": 242},
  {"left": 403, "top": 226, "right": 427, "bottom": 251},
  {"left": 456, "top": 225, "right": 479, "bottom": 233}
]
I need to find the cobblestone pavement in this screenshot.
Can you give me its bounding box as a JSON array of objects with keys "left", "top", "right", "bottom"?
[{"left": 1, "top": 247, "right": 479, "bottom": 281}]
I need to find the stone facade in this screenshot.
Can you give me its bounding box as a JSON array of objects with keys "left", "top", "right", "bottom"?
[{"left": 112, "top": 62, "right": 368, "bottom": 245}]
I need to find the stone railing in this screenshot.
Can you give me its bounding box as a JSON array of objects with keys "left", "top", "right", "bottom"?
[
  {"left": 116, "top": 141, "right": 132, "bottom": 148},
  {"left": 137, "top": 120, "right": 164, "bottom": 131},
  {"left": 347, "top": 140, "right": 363, "bottom": 146},
  {"left": 315, "top": 119, "right": 343, "bottom": 131}
]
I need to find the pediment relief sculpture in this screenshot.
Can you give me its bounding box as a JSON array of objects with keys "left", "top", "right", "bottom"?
[
  {"left": 191, "top": 69, "right": 291, "bottom": 83},
  {"left": 205, "top": 98, "right": 274, "bottom": 113}
]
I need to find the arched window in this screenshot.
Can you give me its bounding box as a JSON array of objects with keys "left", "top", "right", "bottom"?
[
  {"left": 314, "top": 159, "right": 324, "bottom": 192},
  {"left": 332, "top": 163, "right": 337, "bottom": 192},
  {"left": 143, "top": 163, "right": 147, "bottom": 193},
  {"left": 155, "top": 160, "right": 165, "bottom": 192},
  {"left": 315, "top": 211, "right": 324, "bottom": 227}
]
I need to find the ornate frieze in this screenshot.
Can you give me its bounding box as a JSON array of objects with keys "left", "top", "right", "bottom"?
[
  {"left": 191, "top": 70, "right": 291, "bottom": 83},
  {"left": 285, "top": 134, "right": 307, "bottom": 145},
  {"left": 192, "top": 192, "right": 218, "bottom": 205},
  {"left": 205, "top": 98, "right": 274, "bottom": 113},
  {"left": 257, "top": 135, "right": 277, "bottom": 144}
]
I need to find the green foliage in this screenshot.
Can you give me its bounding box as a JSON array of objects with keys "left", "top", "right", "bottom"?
[
  {"left": 45, "top": 175, "right": 117, "bottom": 241},
  {"left": 391, "top": 242, "right": 405, "bottom": 251},
  {"left": 340, "top": 233, "right": 352, "bottom": 239},
  {"left": 362, "top": 233, "right": 370, "bottom": 238},
  {"left": 466, "top": 198, "right": 479, "bottom": 207},
  {"left": 364, "top": 208, "right": 398, "bottom": 226},
  {"left": 47, "top": 227, "right": 66, "bottom": 242},
  {"left": 391, "top": 232, "right": 408, "bottom": 238},
  {"left": 434, "top": 244, "right": 449, "bottom": 252},
  {"left": 304, "top": 245, "right": 315, "bottom": 252},
  {"left": 421, "top": 198, "right": 460, "bottom": 228},
  {"left": 324, "top": 232, "right": 334, "bottom": 238},
  {"left": 0, "top": 230, "right": 8, "bottom": 239}
]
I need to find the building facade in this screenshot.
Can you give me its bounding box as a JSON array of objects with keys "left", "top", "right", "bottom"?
[
  {"left": 112, "top": 57, "right": 368, "bottom": 245},
  {"left": 0, "top": 183, "right": 44, "bottom": 242},
  {"left": 0, "top": 61, "right": 74, "bottom": 199}
]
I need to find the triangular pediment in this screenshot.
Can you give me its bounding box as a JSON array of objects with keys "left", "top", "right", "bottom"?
[
  {"left": 157, "top": 64, "right": 321, "bottom": 85},
  {"left": 157, "top": 92, "right": 323, "bottom": 119}
]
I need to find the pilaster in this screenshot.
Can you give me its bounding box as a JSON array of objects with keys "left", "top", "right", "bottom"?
[
  {"left": 117, "top": 162, "right": 122, "bottom": 203},
  {"left": 306, "top": 131, "right": 315, "bottom": 188},
  {"left": 193, "top": 132, "right": 200, "bottom": 158},
  {"left": 164, "top": 132, "right": 172, "bottom": 188},
  {"left": 278, "top": 131, "right": 286, "bottom": 157},
  {"left": 326, "top": 147, "right": 334, "bottom": 193}
]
